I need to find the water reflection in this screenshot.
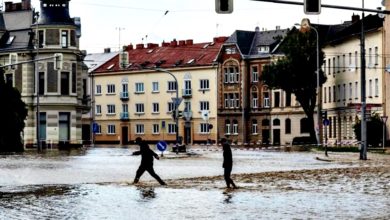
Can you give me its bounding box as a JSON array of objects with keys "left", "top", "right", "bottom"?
[
  {"left": 223, "top": 192, "right": 234, "bottom": 204},
  {"left": 137, "top": 187, "right": 156, "bottom": 200}
]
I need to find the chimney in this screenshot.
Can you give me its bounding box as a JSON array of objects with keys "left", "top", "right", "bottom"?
[
  {"left": 185, "top": 39, "right": 193, "bottom": 45},
  {"left": 178, "top": 40, "right": 185, "bottom": 46},
  {"left": 352, "top": 14, "right": 360, "bottom": 23},
  {"left": 170, "top": 39, "right": 177, "bottom": 47},
  {"left": 136, "top": 44, "right": 144, "bottom": 49},
  {"left": 4, "top": 2, "right": 12, "bottom": 12},
  {"left": 122, "top": 45, "right": 128, "bottom": 51},
  {"left": 147, "top": 43, "right": 158, "bottom": 49},
  {"left": 104, "top": 48, "right": 111, "bottom": 53},
  {"left": 255, "top": 26, "right": 260, "bottom": 32},
  {"left": 213, "top": 36, "right": 228, "bottom": 43},
  {"left": 162, "top": 41, "right": 170, "bottom": 47},
  {"left": 22, "top": 0, "right": 31, "bottom": 10},
  {"left": 128, "top": 44, "right": 134, "bottom": 50},
  {"left": 276, "top": 26, "right": 280, "bottom": 30}
]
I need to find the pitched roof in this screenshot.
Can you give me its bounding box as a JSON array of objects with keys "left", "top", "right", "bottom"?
[
  {"left": 93, "top": 37, "right": 228, "bottom": 74},
  {"left": 84, "top": 51, "right": 119, "bottom": 73}
]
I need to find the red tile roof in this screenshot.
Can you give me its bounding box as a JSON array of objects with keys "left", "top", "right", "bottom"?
[{"left": 93, "top": 37, "right": 228, "bottom": 73}]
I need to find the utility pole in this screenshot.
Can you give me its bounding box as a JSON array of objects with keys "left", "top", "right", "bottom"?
[{"left": 360, "top": 0, "right": 367, "bottom": 160}]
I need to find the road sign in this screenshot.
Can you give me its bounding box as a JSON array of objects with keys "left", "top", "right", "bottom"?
[
  {"left": 92, "top": 122, "right": 99, "bottom": 133},
  {"left": 156, "top": 141, "right": 168, "bottom": 152},
  {"left": 201, "top": 110, "right": 209, "bottom": 121},
  {"left": 171, "top": 97, "right": 183, "bottom": 106},
  {"left": 323, "top": 119, "right": 330, "bottom": 126}
]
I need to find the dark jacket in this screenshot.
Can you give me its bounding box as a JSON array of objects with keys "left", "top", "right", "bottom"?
[
  {"left": 133, "top": 142, "right": 158, "bottom": 166},
  {"left": 222, "top": 143, "right": 233, "bottom": 168}
]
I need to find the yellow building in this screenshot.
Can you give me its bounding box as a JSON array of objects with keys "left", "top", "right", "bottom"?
[{"left": 91, "top": 37, "right": 227, "bottom": 145}]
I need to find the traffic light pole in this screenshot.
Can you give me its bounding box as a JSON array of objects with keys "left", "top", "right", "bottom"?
[{"left": 251, "top": 0, "right": 390, "bottom": 14}]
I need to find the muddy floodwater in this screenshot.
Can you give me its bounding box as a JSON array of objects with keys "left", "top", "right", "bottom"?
[{"left": 0, "top": 146, "right": 389, "bottom": 219}]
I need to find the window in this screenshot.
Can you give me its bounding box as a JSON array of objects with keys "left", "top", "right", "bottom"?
[
  {"left": 337, "top": 85, "right": 341, "bottom": 101},
  {"left": 96, "top": 85, "right": 102, "bottom": 95},
  {"left": 375, "top": 47, "right": 379, "bottom": 65},
  {"left": 300, "top": 118, "right": 310, "bottom": 133},
  {"left": 152, "top": 103, "right": 159, "bottom": 113},
  {"left": 333, "top": 86, "right": 336, "bottom": 102},
  {"left": 200, "top": 79, "right": 209, "bottom": 90},
  {"left": 343, "top": 84, "right": 346, "bottom": 100},
  {"left": 168, "top": 102, "right": 175, "bottom": 112},
  {"left": 252, "top": 120, "right": 258, "bottom": 134},
  {"left": 262, "top": 119, "right": 270, "bottom": 126},
  {"left": 349, "top": 83, "right": 353, "bottom": 100},
  {"left": 96, "top": 105, "right": 101, "bottom": 115},
  {"left": 122, "top": 104, "right": 128, "bottom": 113},
  {"left": 225, "top": 120, "right": 231, "bottom": 134},
  {"left": 232, "top": 120, "right": 238, "bottom": 134},
  {"left": 200, "top": 101, "right": 209, "bottom": 111},
  {"left": 263, "top": 92, "right": 270, "bottom": 108},
  {"left": 136, "top": 124, "right": 144, "bottom": 134},
  {"left": 107, "top": 125, "right": 116, "bottom": 134},
  {"left": 368, "top": 79, "right": 373, "bottom": 97},
  {"left": 332, "top": 57, "right": 336, "bottom": 74},
  {"left": 135, "top": 103, "right": 144, "bottom": 114},
  {"left": 152, "top": 82, "right": 159, "bottom": 92},
  {"left": 152, "top": 124, "right": 160, "bottom": 134},
  {"left": 200, "top": 123, "right": 210, "bottom": 133},
  {"left": 368, "top": 48, "right": 372, "bottom": 67},
  {"left": 355, "top": 51, "right": 358, "bottom": 70},
  {"left": 252, "top": 93, "right": 258, "bottom": 108},
  {"left": 5, "top": 73, "right": 13, "bottom": 86},
  {"left": 184, "top": 101, "right": 191, "bottom": 112},
  {"left": 375, "top": 78, "right": 379, "bottom": 97},
  {"left": 273, "top": 119, "right": 280, "bottom": 126},
  {"left": 168, "top": 123, "right": 176, "bottom": 134},
  {"left": 355, "top": 82, "right": 359, "bottom": 99},
  {"left": 61, "top": 72, "right": 69, "bottom": 95},
  {"left": 107, "top": 84, "right": 115, "bottom": 94},
  {"left": 274, "top": 91, "right": 280, "bottom": 107},
  {"left": 39, "top": 72, "right": 45, "bottom": 95},
  {"left": 61, "top": 30, "right": 68, "bottom": 48},
  {"left": 285, "top": 118, "right": 291, "bottom": 134},
  {"left": 224, "top": 66, "right": 239, "bottom": 83},
  {"left": 285, "top": 92, "right": 291, "bottom": 107},
  {"left": 135, "top": 82, "right": 144, "bottom": 93},
  {"left": 328, "top": 86, "right": 331, "bottom": 103},
  {"left": 107, "top": 104, "right": 116, "bottom": 115},
  {"left": 251, "top": 66, "right": 258, "bottom": 82},
  {"left": 336, "top": 56, "right": 340, "bottom": 72},
  {"left": 168, "top": 81, "right": 177, "bottom": 91}
]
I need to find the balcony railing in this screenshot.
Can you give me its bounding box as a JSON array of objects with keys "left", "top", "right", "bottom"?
[
  {"left": 120, "top": 112, "right": 129, "bottom": 121},
  {"left": 120, "top": 92, "right": 129, "bottom": 101},
  {"left": 182, "top": 88, "right": 192, "bottom": 98}
]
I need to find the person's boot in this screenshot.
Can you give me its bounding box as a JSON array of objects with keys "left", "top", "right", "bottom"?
[{"left": 133, "top": 178, "right": 139, "bottom": 184}]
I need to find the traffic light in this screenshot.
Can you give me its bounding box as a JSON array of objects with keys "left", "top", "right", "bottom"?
[
  {"left": 304, "top": 0, "right": 321, "bottom": 15},
  {"left": 54, "top": 53, "right": 63, "bottom": 70},
  {"left": 321, "top": 110, "right": 327, "bottom": 119},
  {"left": 172, "top": 110, "right": 183, "bottom": 120},
  {"left": 215, "top": 0, "right": 233, "bottom": 14}
]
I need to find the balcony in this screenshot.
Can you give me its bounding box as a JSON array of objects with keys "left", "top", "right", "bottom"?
[
  {"left": 182, "top": 88, "right": 192, "bottom": 98},
  {"left": 120, "top": 92, "right": 129, "bottom": 101},
  {"left": 120, "top": 112, "right": 129, "bottom": 121}
]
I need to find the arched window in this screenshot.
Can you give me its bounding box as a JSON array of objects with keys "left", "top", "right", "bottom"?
[
  {"left": 252, "top": 119, "right": 258, "bottom": 134},
  {"left": 285, "top": 118, "right": 291, "bottom": 134},
  {"left": 251, "top": 86, "right": 258, "bottom": 108},
  {"left": 262, "top": 119, "right": 270, "bottom": 126},
  {"left": 300, "top": 118, "right": 310, "bottom": 133},
  {"left": 273, "top": 118, "right": 280, "bottom": 126},
  {"left": 225, "top": 120, "right": 231, "bottom": 134}
]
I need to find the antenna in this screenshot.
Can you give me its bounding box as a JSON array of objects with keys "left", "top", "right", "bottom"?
[{"left": 116, "top": 27, "right": 125, "bottom": 52}]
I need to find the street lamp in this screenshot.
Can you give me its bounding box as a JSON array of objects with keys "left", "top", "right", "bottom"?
[{"left": 295, "top": 20, "right": 321, "bottom": 146}]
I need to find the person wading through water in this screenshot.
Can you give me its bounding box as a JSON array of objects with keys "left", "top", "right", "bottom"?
[
  {"left": 221, "top": 138, "right": 237, "bottom": 189},
  {"left": 132, "top": 137, "right": 166, "bottom": 185}
]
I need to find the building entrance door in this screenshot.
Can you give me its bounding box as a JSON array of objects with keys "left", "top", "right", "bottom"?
[{"left": 122, "top": 126, "right": 128, "bottom": 145}]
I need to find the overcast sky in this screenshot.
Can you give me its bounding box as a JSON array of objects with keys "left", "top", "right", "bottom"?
[{"left": 31, "top": 0, "right": 384, "bottom": 53}]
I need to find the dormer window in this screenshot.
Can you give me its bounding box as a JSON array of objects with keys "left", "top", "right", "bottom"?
[
  {"left": 225, "top": 47, "right": 236, "bottom": 54},
  {"left": 119, "top": 52, "right": 129, "bottom": 69},
  {"left": 6, "top": 36, "right": 15, "bottom": 45},
  {"left": 257, "top": 46, "right": 269, "bottom": 53},
  {"left": 107, "top": 64, "right": 115, "bottom": 70}
]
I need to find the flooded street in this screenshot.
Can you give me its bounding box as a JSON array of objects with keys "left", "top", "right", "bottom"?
[{"left": 0, "top": 146, "right": 389, "bottom": 219}]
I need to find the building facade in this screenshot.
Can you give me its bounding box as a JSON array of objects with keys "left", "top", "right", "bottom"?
[
  {"left": 322, "top": 14, "right": 385, "bottom": 145},
  {"left": 0, "top": 0, "right": 89, "bottom": 147},
  {"left": 216, "top": 27, "right": 308, "bottom": 146},
  {"left": 92, "top": 37, "right": 227, "bottom": 145}
]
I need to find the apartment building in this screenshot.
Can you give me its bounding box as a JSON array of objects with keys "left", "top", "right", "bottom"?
[
  {"left": 216, "top": 27, "right": 308, "bottom": 145},
  {"left": 0, "top": 0, "right": 89, "bottom": 147},
  {"left": 92, "top": 37, "right": 227, "bottom": 145},
  {"left": 322, "top": 14, "right": 385, "bottom": 145}
]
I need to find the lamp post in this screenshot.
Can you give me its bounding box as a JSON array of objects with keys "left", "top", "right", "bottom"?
[
  {"left": 360, "top": 0, "right": 368, "bottom": 160},
  {"left": 153, "top": 68, "right": 180, "bottom": 146},
  {"left": 296, "top": 20, "right": 321, "bottom": 146}
]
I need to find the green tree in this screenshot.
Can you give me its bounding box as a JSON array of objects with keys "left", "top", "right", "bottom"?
[
  {"left": 261, "top": 28, "right": 326, "bottom": 142},
  {"left": 0, "top": 68, "right": 28, "bottom": 152},
  {"left": 353, "top": 113, "right": 382, "bottom": 147}
]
